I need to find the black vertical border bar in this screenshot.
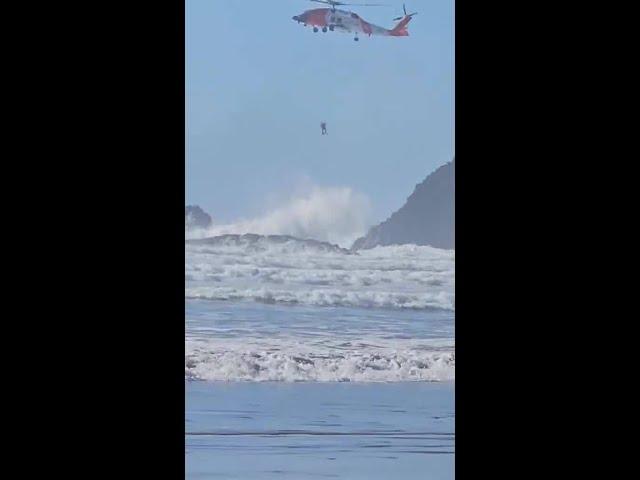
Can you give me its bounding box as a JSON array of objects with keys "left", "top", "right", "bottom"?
[
  {"left": 142, "top": 0, "right": 186, "bottom": 475},
  {"left": 149, "top": 1, "right": 186, "bottom": 475},
  {"left": 177, "top": 1, "right": 187, "bottom": 477},
  {"left": 456, "top": 0, "right": 518, "bottom": 475},
  {"left": 455, "top": 0, "right": 463, "bottom": 474},
  {"left": 8, "top": 0, "right": 187, "bottom": 476},
  {"left": 455, "top": 0, "right": 473, "bottom": 476}
]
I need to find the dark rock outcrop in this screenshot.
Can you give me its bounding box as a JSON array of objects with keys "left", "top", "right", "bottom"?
[
  {"left": 187, "top": 234, "right": 353, "bottom": 255},
  {"left": 185, "top": 205, "right": 213, "bottom": 230},
  {"left": 352, "top": 159, "right": 454, "bottom": 250}
]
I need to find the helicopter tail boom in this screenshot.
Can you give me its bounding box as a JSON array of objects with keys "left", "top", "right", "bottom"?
[{"left": 389, "top": 15, "right": 411, "bottom": 36}]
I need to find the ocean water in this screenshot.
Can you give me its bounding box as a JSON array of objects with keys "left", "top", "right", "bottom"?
[
  {"left": 185, "top": 236, "right": 454, "bottom": 312},
  {"left": 185, "top": 237, "right": 455, "bottom": 478}
]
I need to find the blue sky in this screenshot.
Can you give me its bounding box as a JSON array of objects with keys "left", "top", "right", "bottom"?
[{"left": 186, "top": 0, "right": 454, "bottom": 224}]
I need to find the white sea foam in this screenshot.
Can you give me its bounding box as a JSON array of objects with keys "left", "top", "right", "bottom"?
[
  {"left": 185, "top": 236, "right": 455, "bottom": 382},
  {"left": 187, "top": 186, "right": 371, "bottom": 247},
  {"left": 186, "top": 240, "right": 454, "bottom": 311},
  {"left": 185, "top": 337, "right": 454, "bottom": 382}
]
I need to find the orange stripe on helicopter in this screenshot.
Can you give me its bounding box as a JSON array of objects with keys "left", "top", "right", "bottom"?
[
  {"left": 305, "top": 9, "right": 329, "bottom": 27},
  {"left": 360, "top": 19, "right": 373, "bottom": 35}
]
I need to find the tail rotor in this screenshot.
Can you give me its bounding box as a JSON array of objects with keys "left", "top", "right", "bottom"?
[{"left": 393, "top": 4, "right": 417, "bottom": 21}]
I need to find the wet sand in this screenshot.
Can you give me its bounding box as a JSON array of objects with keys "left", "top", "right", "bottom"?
[{"left": 186, "top": 381, "right": 454, "bottom": 479}]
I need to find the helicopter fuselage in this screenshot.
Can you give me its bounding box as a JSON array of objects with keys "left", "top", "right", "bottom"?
[{"left": 292, "top": 8, "right": 409, "bottom": 37}]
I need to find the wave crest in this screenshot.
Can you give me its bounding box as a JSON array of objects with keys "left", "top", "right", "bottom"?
[
  {"left": 186, "top": 242, "right": 455, "bottom": 311},
  {"left": 187, "top": 186, "right": 371, "bottom": 248},
  {"left": 186, "top": 339, "right": 454, "bottom": 382}
]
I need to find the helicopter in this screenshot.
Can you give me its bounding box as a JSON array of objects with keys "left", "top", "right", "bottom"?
[{"left": 292, "top": 1, "right": 417, "bottom": 41}]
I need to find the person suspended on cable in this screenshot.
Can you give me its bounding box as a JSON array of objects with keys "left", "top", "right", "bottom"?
[{"left": 321, "top": 122, "right": 327, "bottom": 135}]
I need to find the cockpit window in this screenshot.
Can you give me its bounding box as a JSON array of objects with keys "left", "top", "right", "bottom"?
[{"left": 351, "top": 13, "right": 359, "bottom": 19}]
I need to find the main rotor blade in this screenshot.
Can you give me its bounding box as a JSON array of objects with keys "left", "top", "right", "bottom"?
[
  {"left": 393, "top": 11, "right": 417, "bottom": 21},
  {"left": 309, "top": 0, "right": 389, "bottom": 8}
]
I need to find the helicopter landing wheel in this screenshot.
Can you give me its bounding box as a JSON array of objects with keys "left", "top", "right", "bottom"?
[
  {"left": 354, "top": 36, "right": 359, "bottom": 41},
  {"left": 322, "top": 27, "right": 327, "bottom": 32},
  {"left": 313, "top": 27, "right": 318, "bottom": 32},
  {"left": 329, "top": 25, "right": 334, "bottom": 31}
]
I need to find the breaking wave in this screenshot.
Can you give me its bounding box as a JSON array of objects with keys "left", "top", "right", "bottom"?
[
  {"left": 185, "top": 233, "right": 455, "bottom": 382},
  {"left": 187, "top": 288, "right": 451, "bottom": 310},
  {"left": 186, "top": 238, "right": 455, "bottom": 311},
  {"left": 186, "top": 186, "right": 371, "bottom": 248},
  {"left": 186, "top": 337, "right": 454, "bottom": 383}
]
